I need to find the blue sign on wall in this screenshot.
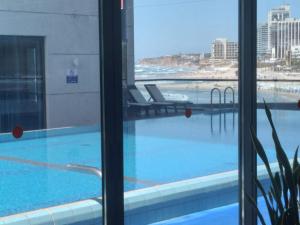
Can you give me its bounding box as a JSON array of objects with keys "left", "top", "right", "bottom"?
[
  {"left": 66, "top": 69, "right": 78, "bottom": 84},
  {"left": 66, "top": 76, "right": 78, "bottom": 84}
]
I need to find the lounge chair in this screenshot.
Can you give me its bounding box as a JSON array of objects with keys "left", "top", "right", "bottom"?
[
  {"left": 127, "top": 85, "right": 175, "bottom": 114},
  {"left": 127, "top": 101, "right": 152, "bottom": 116},
  {"left": 144, "top": 84, "right": 193, "bottom": 111}
]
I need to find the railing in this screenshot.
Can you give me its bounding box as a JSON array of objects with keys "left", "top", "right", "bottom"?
[
  {"left": 135, "top": 78, "right": 300, "bottom": 105},
  {"left": 135, "top": 78, "right": 300, "bottom": 82}
]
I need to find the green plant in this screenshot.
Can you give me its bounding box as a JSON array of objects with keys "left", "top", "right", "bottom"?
[{"left": 248, "top": 102, "right": 300, "bottom": 225}]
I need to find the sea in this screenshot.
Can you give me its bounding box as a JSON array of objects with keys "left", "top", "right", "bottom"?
[{"left": 135, "top": 64, "right": 198, "bottom": 79}]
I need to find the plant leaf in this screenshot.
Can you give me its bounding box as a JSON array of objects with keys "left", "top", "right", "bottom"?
[
  {"left": 250, "top": 126, "right": 284, "bottom": 213},
  {"left": 264, "top": 102, "right": 299, "bottom": 224},
  {"left": 246, "top": 193, "right": 268, "bottom": 225},
  {"left": 256, "top": 178, "right": 278, "bottom": 224}
]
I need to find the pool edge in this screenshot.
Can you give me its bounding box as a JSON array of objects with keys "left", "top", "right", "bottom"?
[{"left": 0, "top": 161, "right": 279, "bottom": 225}]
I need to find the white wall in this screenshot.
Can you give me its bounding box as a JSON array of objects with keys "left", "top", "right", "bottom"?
[{"left": 0, "top": 0, "right": 100, "bottom": 128}]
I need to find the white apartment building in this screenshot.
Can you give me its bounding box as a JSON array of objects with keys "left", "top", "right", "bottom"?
[
  {"left": 273, "top": 18, "right": 300, "bottom": 59},
  {"left": 211, "top": 38, "right": 238, "bottom": 60}
]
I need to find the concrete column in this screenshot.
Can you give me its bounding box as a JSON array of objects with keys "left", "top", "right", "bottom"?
[
  {"left": 125, "top": 0, "right": 135, "bottom": 86},
  {"left": 284, "top": 23, "right": 287, "bottom": 58},
  {"left": 293, "top": 22, "right": 295, "bottom": 46},
  {"left": 290, "top": 22, "right": 292, "bottom": 47},
  {"left": 279, "top": 23, "right": 281, "bottom": 58},
  {"left": 296, "top": 22, "right": 298, "bottom": 45},
  {"left": 292, "top": 22, "right": 294, "bottom": 46},
  {"left": 287, "top": 22, "right": 290, "bottom": 56}
]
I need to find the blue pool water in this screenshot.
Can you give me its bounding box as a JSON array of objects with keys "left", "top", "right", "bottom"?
[
  {"left": 0, "top": 109, "right": 299, "bottom": 217},
  {"left": 151, "top": 198, "right": 269, "bottom": 225}
]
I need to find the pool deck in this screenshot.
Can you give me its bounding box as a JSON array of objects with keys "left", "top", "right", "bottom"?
[
  {"left": 126, "top": 103, "right": 238, "bottom": 120},
  {"left": 126, "top": 102, "right": 298, "bottom": 120}
]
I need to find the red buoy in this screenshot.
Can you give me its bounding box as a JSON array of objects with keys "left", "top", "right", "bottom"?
[
  {"left": 12, "top": 126, "right": 24, "bottom": 139},
  {"left": 185, "top": 108, "right": 192, "bottom": 118}
]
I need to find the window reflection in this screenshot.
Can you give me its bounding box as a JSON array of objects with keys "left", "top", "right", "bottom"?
[{"left": 0, "top": 36, "right": 45, "bottom": 132}]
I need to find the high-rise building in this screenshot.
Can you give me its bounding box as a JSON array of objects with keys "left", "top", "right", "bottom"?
[
  {"left": 267, "top": 5, "right": 291, "bottom": 53},
  {"left": 257, "top": 23, "right": 269, "bottom": 57},
  {"left": 211, "top": 38, "right": 238, "bottom": 60},
  {"left": 272, "top": 18, "right": 300, "bottom": 59},
  {"left": 260, "top": 5, "right": 300, "bottom": 59}
]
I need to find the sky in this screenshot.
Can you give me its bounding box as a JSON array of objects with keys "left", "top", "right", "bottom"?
[{"left": 133, "top": 0, "right": 300, "bottom": 60}]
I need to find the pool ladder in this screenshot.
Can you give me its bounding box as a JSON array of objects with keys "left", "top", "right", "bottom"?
[
  {"left": 223, "top": 87, "right": 236, "bottom": 133},
  {"left": 210, "top": 87, "right": 236, "bottom": 135},
  {"left": 210, "top": 86, "right": 235, "bottom": 106},
  {"left": 210, "top": 88, "right": 222, "bottom": 107},
  {"left": 224, "top": 87, "right": 235, "bottom": 106}
]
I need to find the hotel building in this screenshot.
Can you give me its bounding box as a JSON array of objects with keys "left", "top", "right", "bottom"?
[{"left": 258, "top": 5, "right": 300, "bottom": 60}]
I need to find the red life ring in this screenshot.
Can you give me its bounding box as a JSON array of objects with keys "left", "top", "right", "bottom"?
[
  {"left": 12, "top": 126, "right": 24, "bottom": 139},
  {"left": 185, "top": 108, "right": 192, "bottom": 118}
]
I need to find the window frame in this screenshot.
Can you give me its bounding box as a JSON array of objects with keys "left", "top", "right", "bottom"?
[
  {"left": 99, "top": 0, "right": 124, "bottom": 225},
  {"left": 238, "top": 0, "right": 257, "bottom": 225},
  {"left": 99, "top": 0, "right": 258, "bottom": 224}
]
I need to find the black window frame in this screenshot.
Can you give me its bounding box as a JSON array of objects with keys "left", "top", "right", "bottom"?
[
  {"left": 99, "top": 0, "right": 124, "bottom": 225},
  {"left": 99, "top": 0, "right": 258, "bottom": 225}
]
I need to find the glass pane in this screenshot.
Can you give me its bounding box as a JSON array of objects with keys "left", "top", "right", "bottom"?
[
  {"left": 257, "top": 2, "right": 300, "bottom": 224},
  {"left": 122, "top": 0, "right": 239, "bottom": 224},
  {"left": 0, "top": 2, "right": 102, "bottom": 225}
]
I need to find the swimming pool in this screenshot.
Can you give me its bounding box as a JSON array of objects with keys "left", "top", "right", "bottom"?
[
  {"left": 0, "top": 109, "right": 299, "bottom": 218},
  {"left": 150, "top": 198, "right": 269, "bottom": 225}
]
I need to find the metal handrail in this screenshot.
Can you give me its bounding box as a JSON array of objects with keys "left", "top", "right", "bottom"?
[
  {"left": 224, "top": 87, "right": 235, "bottom": 105},
  {"left": 210, "top": 88, "right": 222, "bottom": 107},
  {"left": 66, "top": 164, "right": 102, "bottom": 178},
  {"left": 135, "top": 78, "right": 300, "bottom": 82}
]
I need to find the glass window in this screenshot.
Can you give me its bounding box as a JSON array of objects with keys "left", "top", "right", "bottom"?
[
  {"left": 257, "top": 1, "right": 300, "bottom": 224},
  {"left": 0, "top": 36, "right": 45, "bottom": 132},
  {"left": 122, "top": 0, "right": 239, "bottom": 224},
  {"left": 0, "top": 2, "right": 102, "bottom": 225}
]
